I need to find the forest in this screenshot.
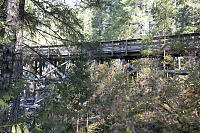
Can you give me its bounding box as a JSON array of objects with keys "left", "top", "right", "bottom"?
[{"left": 0, "top": 0, "right": 199, "bottom": 133}]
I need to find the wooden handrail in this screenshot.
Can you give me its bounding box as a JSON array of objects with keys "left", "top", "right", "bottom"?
[
  {"left": 28, "top": 33, "right": 200, "bottom": 49},
  {"left": 100, "top": 32, "right": 200, "bottom": 44}
]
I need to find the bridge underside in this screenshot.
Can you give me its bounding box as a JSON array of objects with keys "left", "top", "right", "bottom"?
[
  {"left": 20, "top": 32, "right": 200, "bottom": 79},
  {"left": 94, "top": 48, "right": 200, "bottom": 61}
]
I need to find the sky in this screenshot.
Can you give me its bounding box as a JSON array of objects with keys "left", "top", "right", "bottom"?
[{"left": 64, "top": 0, "right": 81, "bottom": 8}]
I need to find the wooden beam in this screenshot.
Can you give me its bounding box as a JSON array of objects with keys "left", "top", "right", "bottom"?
[
  {"left": 158, "top": 70, "right": 189, "bottom": 75},
  {"left": 29, "top": 33, "right": 200, "bottom": 48}
]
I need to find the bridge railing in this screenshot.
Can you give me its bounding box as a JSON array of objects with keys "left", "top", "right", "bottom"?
[
  {"left": 24, "top": 33, "right": 199, "bottom": 58},
  {"left": 100, "top": 33, "right": 199, "bottom": 57}
]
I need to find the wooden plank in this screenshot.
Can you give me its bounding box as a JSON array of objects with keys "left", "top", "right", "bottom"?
[
  {"left": 158, "top": 70, "right": 189, "bottom": 74},
  {"left": 102, "top": 47, "right": 142, "bottom": 52}
]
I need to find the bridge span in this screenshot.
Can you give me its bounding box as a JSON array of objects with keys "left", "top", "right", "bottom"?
[{"left": 24, "top": 32, "right": 200, "bottom": 60}]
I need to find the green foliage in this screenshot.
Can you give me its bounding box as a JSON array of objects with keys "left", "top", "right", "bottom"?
[
  {"left": 164, "top": 55, "right": 173, "bottom": 62},
  {"left": 79, "top": 0, "right": 199, "bottom": 41},
  {"left": 141, "top": 50, "right": 156, "bottom": 56},
  {"left": 2, "top": 95, "right": 12, "bottom": 102},
  {"left": 23, "top": 124, "right": 29, "bottom": 133},
  {"left": 10, "top": 124, "right": 29, "bottom": 133},
  {"left": 0, "top": 21, "right": 5, "bottom": 38},
  {"left": 141, "top": 37, "right": 152, "bottom": 45},
  {"left": 0, "top": 0, "right": 6, "bottom": 49},
  {"left": 31, "top": 127, "right": 42, "bottom": 133},
  {"left": 169, "top": 41, "right": 189, "bottom": 52},
  {"left": 12, "top": 125, "right": 16, "bottom": 133},
  {"left": 79, "top": 0, "right": 129, "bottom": 41},
  {"left": 0, "top": 0, "right": 199, "bottom": 132},
  {"left": 16, "top": 125, "right": 22, "bottom": 133},
  {"left": 0, "top": 99, "right": 8, "bottom": 110},
  {"left": 0, "top": 36, "right": 16, "bottom": 45}
]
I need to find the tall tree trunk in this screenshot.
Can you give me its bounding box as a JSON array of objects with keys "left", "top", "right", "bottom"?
[
  {"left": 11, "top": 0, "right": 25, "bottom": 124},
  {"left": 1, "top": 0, "right": 19, "bottom": 91},
  {"left": 1, "top": 0, "right": 25, "bottom": 124},
  {"left": 14, "top": 0, "right": 25, "bottom": 81},
  {"left": 0, "top": 0, "right": 19, "bottom": 127}
]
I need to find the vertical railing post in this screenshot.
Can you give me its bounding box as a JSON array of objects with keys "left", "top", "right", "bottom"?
[
  {"left": 58, "top": 47, "right": 60, "bottom": 57},
  {"left": 48, "top": 46, "right": 50, "bottom": 58},
  {"left": 125, "top": 40, "right": 128, "bottom": 55},
  {"left": 99, "top": 42, "right": 102, "bottom": 57},
  {"left": 38, "top": 46, "right": 41, "bottom": 55},
  {"left": 112, "top": 41, "right": 114, "bottom": 56},
  {"left": 159, "top": 38, "right": 161, "bottom": 49}
]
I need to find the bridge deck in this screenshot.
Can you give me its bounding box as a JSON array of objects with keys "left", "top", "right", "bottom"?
[{"left": 24, "top": 33, "right": 200, "bottom": 59}]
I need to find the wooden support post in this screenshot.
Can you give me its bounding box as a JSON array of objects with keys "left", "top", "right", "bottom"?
[
  {"left": 48, "top": 46, "right": 50, "bottom": 58},
  {"left": 178, "top": 57, "right": 181, "bottom": 70},
  {"left": 33, "top": 81, "right": 36, "bottom": 104},
  {"left": 54, "top": 60, "right": 57, "bottom": 66},
  {"left": 112, "top": 41, "right": 114, "bottom": 56},
  {"left": 61, "top": 60, "right": 65, "bottom": 73},
  {"left": 41, "top": 61, "right": 45, "bottom": 75},
  {"left": 100, "top": 59, "right": 104, "bottom": 64},
  {"left": 38, "top": 46, "right": 40, "bottom": 54},
  {"left": 58, "top": 48, "right": 60, "bottom": 57},
  {"left": 159, "top": 38, "right": 162, "bottom": 49},
  {"left": 86, "top": 113, "right": 88, "bottom": 131},
  {"left": 125, "top": 40, "right": 128, "bottom": 55},
  {"left": 76, "top": 115, "right": 79, "bottom": 133},
  {"left": 34, "top": 60, "right": 37, "bottom": 74},
  {"left": 29, "top": 61, "right": 33, "bottom": 77},
  {"left": 39, "top": 60, "right": 43, "bottom": 76},
  {"left": 163, "top": 50, "right": 166, "bottom": 70},
  {"left": 99, "top": 42, "right": 102, "bottom": 52}
]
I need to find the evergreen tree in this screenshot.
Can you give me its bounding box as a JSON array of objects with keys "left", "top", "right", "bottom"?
[
  {"left": 0, "top": 0, "right": 84, "bottom": 130},
  {"left": 0, "top": 0, "right": 199, "bottom": 132}
]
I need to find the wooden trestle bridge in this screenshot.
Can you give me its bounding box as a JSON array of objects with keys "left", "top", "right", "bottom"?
[
  {"left": 25, "top": 32, "right": 200, "bottom": 60},
  {"left": 10, "top": 32, "right": 200, "bottom": 108},
  {"left": 22, "top": 32, "right": 200, "bottom": 79}
]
